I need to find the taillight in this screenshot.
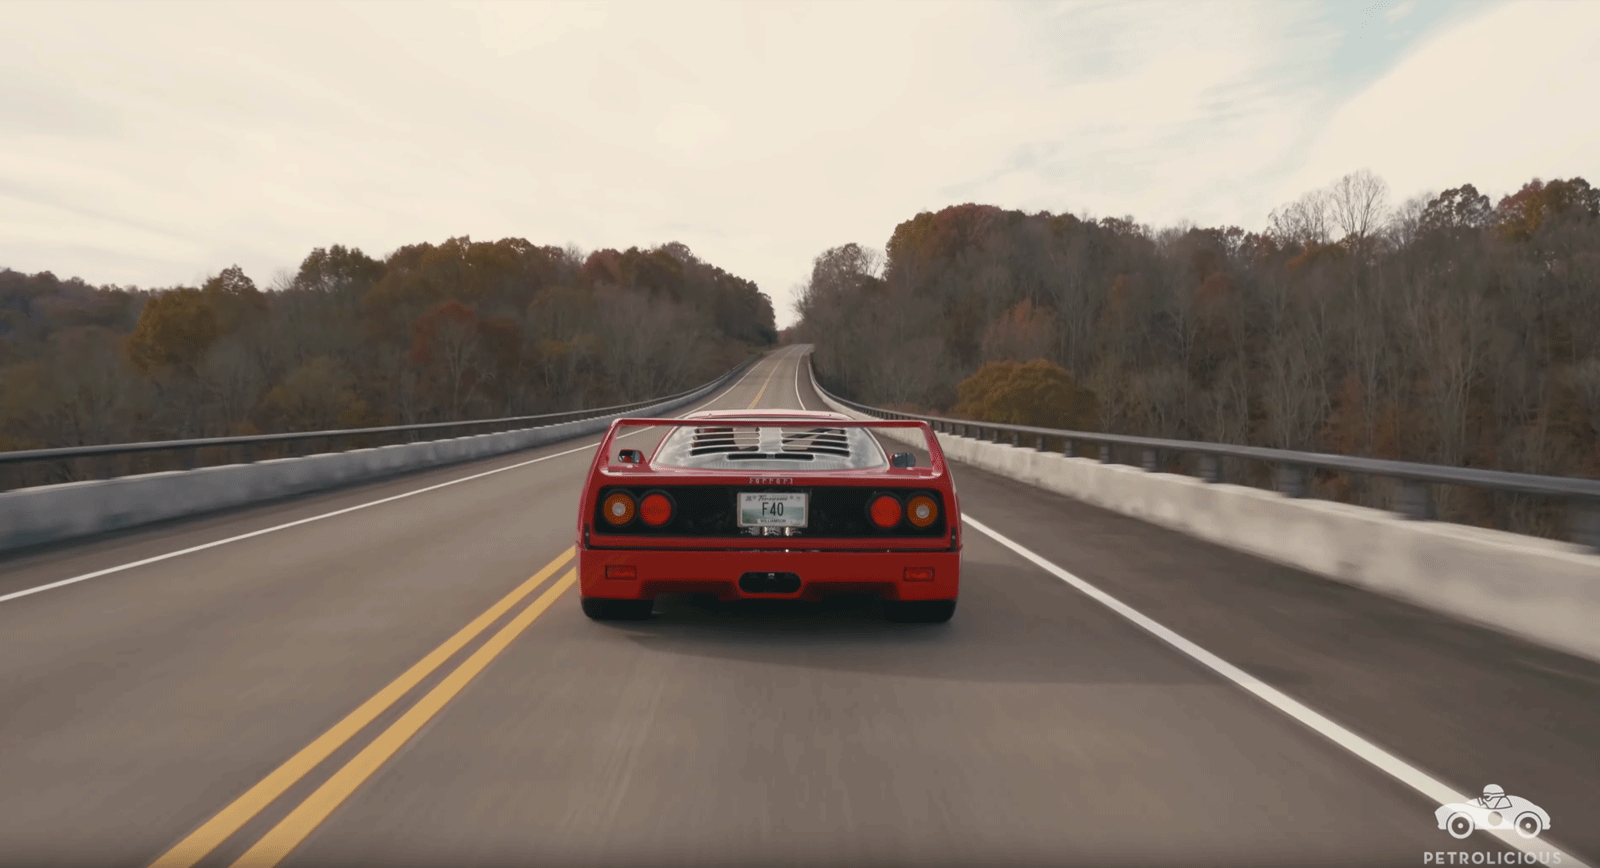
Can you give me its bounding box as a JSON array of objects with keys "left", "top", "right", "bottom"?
[
  {"left": 602, "top": 491, "right": 636, "bottom": 526},
  {"left": 906, "top": 494, "right": 939, "bottom": 528},
  {"left": 639, "top": 491, "right": 674, "bottom": 527},
  {"left": 868, "top": 494, "right": 903, "bottom": 529}
]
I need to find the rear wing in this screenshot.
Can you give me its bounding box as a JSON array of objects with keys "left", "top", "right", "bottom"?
[{"left": 589, "top": 417, "right": 948, "bottom": 475}]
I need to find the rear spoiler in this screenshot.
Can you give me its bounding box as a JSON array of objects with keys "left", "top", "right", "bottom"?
[
  {"left": 590, "top": 417, "right": 947, "bottom": 474},
  {"left": 603, "top": 418, "right": 938, "bottom": 429}
]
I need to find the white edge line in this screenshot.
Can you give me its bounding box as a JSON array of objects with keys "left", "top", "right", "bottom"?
[
  {"left": 0, "top": 355, "right": 775, "bottom": 607},
  {"left": 793, "top": 345, "right": 807, "bottom": 410},
  {"left": 960, "top": 513, "right": 1585, "bottom": 866}
]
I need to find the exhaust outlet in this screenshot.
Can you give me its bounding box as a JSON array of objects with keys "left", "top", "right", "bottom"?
[{"left": 738, "top": 571, "right": 801, "bottom": 594}]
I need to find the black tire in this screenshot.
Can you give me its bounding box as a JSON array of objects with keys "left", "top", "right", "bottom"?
[
  {"left": 884, "top": 599, "right": 957, "bottom": 623},
  {"left": 581, "top": 597, "right": 655, "bottom": 621}
]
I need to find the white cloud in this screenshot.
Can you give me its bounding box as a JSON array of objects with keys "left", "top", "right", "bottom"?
[
  {"left": 2, "top": 1, "right": 1596, "bottom": 330},
  {"left": 1276, "top": 0, "right": 1600, "bottom": 212}
]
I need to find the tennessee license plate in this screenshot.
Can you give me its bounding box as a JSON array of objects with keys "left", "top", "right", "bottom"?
[{"left": 738, "top": 493, "right": 808, "bottom": 527}]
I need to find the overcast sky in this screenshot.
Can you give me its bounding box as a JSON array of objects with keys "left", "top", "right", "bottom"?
[{"left": 4, "top": 0, "right": 1597, "bottom": 328}]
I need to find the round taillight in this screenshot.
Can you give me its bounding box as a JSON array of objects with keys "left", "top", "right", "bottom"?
[
  {"left": 602, "top": 491, "right": 636, "bottom": 526},
  {"left": 639, "top": 491, "right": 674, "bottom": 527},
  {"left": 906, "top": 494, "right": 939, "bottom": 528},
  {"left": 868, "top": 494, "right": 903, "bottom": 529}
]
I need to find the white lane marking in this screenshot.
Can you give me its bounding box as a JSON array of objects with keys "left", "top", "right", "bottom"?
[
  {"left": 961, "top": 514, "right": 1585, "bottom": 866},
  {"left": 793, "top": 354, "right": 1574, "bottom": 858},
  {"left": 0, "top": 445, "right": 597, "bottom": 605},
  {"left": 792, "top": 346, "right": 807, "bottom": 409},
  {"left": 0, "top": 356, "right": 775, "bottom": 606}
]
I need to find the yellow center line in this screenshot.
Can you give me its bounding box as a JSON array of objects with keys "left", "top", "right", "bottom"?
[
  {"left": 145, "top": 548, "right": 575, "bottom": 868},
  {"left": 747, "top": 359, "right": 781, "bottom": 409},
  {"left": 229, "top": 569, "right": 581, "bottom": 868}
]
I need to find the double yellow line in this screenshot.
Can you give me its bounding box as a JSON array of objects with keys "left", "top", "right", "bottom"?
[
  {"left": 148, "top": 549, "right": 579, "bottom": 868},
  {"left": 149, "top": 351, "right": 790, "bottom": 867},
  {"left": 746, "top": 352, "right": 785, "bottom": 408}
]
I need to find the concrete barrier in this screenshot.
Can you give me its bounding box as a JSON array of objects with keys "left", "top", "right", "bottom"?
[
  {"left": 0, "top": 367, "right": 744, "bottom": 554},
  {"left": 809, "top": 361, "right": 1600, "bottom": 665}
]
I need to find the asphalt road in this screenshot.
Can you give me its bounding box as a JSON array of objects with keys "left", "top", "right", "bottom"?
[{"left": 1, "top": 345, "right": 1596, "bottom": 868}]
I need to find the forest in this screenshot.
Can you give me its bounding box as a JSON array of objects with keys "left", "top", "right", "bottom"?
[
  {"left": 792, "top": 172, "right": 1600, "bottom": 538},
  {"left": 0, "top": 237, "right": 776, "bottom": 478}
]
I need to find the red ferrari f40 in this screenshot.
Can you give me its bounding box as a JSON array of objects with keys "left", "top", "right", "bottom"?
[{"left": 576, "top": 409, "right": 962, "bottom": 623}]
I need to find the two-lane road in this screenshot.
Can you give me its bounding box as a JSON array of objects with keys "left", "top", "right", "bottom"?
[{"left": 1, "top": 346, "right": 1595, "bottom": 868}]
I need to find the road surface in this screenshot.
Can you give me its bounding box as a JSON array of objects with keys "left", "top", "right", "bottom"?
[{"left": 0, "top": 345, "right": 1595, "bottom": 868}]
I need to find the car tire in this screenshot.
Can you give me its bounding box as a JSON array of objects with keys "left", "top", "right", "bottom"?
[
  {"left": 1515, "top": 813, "right": 1543, "bottom": 839},
  {"left": 1446, "top": 812, "right": 1474, "bottom": 839},
  {"left": 884, "top": 599, "right": 957, "bottom": 623},
  {"left": 581, "top": 597, "right": 654, "bottom": 621}
]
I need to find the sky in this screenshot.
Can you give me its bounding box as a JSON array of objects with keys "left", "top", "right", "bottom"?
[{"left": 3, "top": 0, "right": 1598, "bottom": 329}]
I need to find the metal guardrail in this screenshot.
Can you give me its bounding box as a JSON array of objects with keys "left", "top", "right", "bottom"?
[
  {"left": 0, "top": 356, "right": 760, "bottom": 492},
  {"left": 813, "top": 378, "right": 1600, "bottom": 551}
]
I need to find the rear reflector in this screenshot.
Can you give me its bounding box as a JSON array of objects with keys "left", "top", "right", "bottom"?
[
  {"left": 605, "top": 565, "right": 637, "bottom": 580},
  {"left": 903, "top": 567, "right": 933, "bottom": 581}
]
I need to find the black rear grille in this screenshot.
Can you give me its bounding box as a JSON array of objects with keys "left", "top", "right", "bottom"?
[{"left": 593, "top": 485, "right": 948, "bottom": 538}]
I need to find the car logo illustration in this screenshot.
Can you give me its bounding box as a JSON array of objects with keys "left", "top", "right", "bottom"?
[{"left": 1436, "top": 785, "right": 1551, "bottom": 839}]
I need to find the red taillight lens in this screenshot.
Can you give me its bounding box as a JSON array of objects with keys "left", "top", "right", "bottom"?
[
  {"left": 602, "top": 492, "right": 636, "bottom": 526},
  {"left": 869, "top": 494, "right": 903, "bottom": 529},
  {"left": 904, "top": 567, "right": 933, "bottom": 581},
  {"left": 906, "top": 494, "right": 939, "bottom": 528},
  {"left": 606, "top": 565, "right": 637, "bottom": 579},
  {"left": 639, "top": 491, "right": 674, "bottom": 527}
]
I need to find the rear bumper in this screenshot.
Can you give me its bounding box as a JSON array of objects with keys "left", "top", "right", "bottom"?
[{"left": 579, "top": 547, "right": 960, "bottom": 601}]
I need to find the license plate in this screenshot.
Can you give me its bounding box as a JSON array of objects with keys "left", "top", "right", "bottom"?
[{"left": 738, "top": 492, "right": 808, "bottom": 527}]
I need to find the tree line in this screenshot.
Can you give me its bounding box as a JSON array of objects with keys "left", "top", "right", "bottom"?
[
  {"left": 0, "top": 237, "right": 776, "bottom": 485},
  {"left": 792, "top": 173, "right": 1600, "bottom": 539}
]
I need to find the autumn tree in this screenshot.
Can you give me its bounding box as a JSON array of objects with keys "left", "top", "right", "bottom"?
[
  {"left": 124, "top": 287, "right": 220, "bottom": 378},
  {"left": 2, "top": 234, "right": 771, "bottom": 485},
  {"left": 795, "top": 175, "right": 1600, "bottom": 537},
  {"left": 1421, "top": 184, "right": 1494, "bottom": 235},
  {"left": 951, "top": 359, "right": 1098, "bottom": 431},
  {"left": 408, "top": 300, "right": 484, "bottom": 419},
  {"left": 1495, "top": 177, "right": 1600, "bottom": 242},
  {"left": 253, "top": 356, "right": 371, "bottom": 432},
  {"left": 980, "top": 299, "right": 1056, "bottom": 364}
]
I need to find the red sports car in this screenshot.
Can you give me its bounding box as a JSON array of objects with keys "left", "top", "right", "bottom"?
[{"left": 576, "top": 409, "right": 962, "bottom": 622}]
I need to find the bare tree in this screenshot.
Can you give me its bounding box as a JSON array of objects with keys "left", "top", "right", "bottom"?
[
  {"left": 1261, "top": 332, "right": 1325, "bottom": 450},
  {"left": 1268, "top": 189, "right": 1331, "bottom": 248},
  {"left": 1327, "top": 169, "right": 1391, "bottom": 247},
  {"left": 1385, "top": 190, "right": 1435, "bottom": 251}
]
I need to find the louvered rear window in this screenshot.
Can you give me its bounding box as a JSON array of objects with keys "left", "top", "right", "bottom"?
[{"left": 655, "top": 423, "right": 889, "bottom": 469}]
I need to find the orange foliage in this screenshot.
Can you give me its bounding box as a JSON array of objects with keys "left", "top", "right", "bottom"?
[
  {"left": 1495, "top": 177, "right": 1600, "bottom": 242},
  {"left": 124, "top": 287, "right": 220, "bottom": 377},
  {"left": 952, "top": 358, "right": 1098, "bottom": 430}
]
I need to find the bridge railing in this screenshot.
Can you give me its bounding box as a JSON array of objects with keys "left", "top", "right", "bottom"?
[
  {"left": 813, "top": 379, "right": 1600, "bottom": 552},
  {"left": 0, "top": 357, "right": 758, "bottom": 493}
]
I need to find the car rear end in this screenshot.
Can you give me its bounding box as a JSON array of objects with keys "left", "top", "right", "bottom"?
[{"left": 576, "top": 417, "right": 961, "bottom": 620}]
